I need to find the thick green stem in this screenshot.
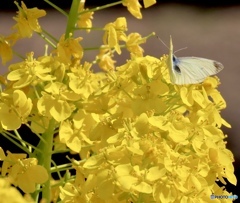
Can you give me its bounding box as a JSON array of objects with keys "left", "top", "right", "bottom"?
[
  {"left": 65, "top": 0, "right": 80, "bottom": 38},
  {"left": 36, "top": 119, "right": 56, "bottom": 202}
]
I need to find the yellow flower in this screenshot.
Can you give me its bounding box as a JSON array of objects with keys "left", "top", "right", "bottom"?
[
  {"left": 30, "top": 115, "right": 50, "bottom": 134},
  {"left": 203, "top": 78, "right": 227, "bottom": 109},
  {"left": 115, "top": 164, "right": 152, "bottom": 193},
  {"left": 0, "top": 36, "right": 13, "bottom": 64},
  {"left": 59, "top": 183, "right": 86, "bottom": 202},
  {"left": 1, "top": 151, "right": 46, "bottom": 196},
  {"left": 55, "top": 35, "right": 83, "bottom": 64},
  {"left": 122, "top": 0, "right": 142, "bottom": 19},
  {"left": 1, "top": 153, "right": 48, "bottom": 193},
  {"left": 103, "top": 17, "right": 127, "bottom": 54},
  {"left": 125, "top": 33, "right": 146, "bottom": 57},
  {"left": 12, "top": 1, "right": 46, "bottom": 38},
  {"left": 0, "top": 90, "right": 32, "bottom": 130},
  {"left": 13, "top": 160, "right": 48, "bottom": 193},
  {"left": 7, "top": 53, "right": 56, "bottom": 88},
  {"left": 179, "top": 85, "right": 211, "bottom": 108},
  {"left": 59, "top": 110, "right": 95, "bottom": 153},
  {"left": 37, "top": 82, "right": 80, "bottom": 122},
  {"left": 114, "top": 55, "right": 168, "bottom": 115},
  {"left": 59, "top": 120, "right": 82, "bottom": 153},
  {"left": 96, "top": 47, "right": 116, "bottom": 71},
  {"left": 77, "top": 1, "right": 94, "bottom": 32},
  {"left": 1, "top": 151, "right": 26, "bottom": 176},
  {"left": 85, "top": 94, "right": 116, "bottom": 114},
  {"left": 67, "top": 62, "right": 98, "bottom": 98}
]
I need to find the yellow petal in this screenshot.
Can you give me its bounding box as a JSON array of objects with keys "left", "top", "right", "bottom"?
[
  {"left": 50, "top": 100, "right": 72, "bottom": 122},
  {"left": 143, "top": 0, "right": 157, "bottom": 8},
  {"left": 28, "top": 165, "right": 48, "bottom": 184},
  {"left": 132, "top": 181, "right": 152, "bottom": 193},
  {"left": 0, "top": 103, "right": 21, "bottom": 130},
  {"left": 0, "top": 147, "right": 6, "bottom": 160}
]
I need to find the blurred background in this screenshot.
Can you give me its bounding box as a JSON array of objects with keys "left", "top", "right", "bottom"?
[{"left": 0, "top": 0, "right": 239, "bottom": 196}]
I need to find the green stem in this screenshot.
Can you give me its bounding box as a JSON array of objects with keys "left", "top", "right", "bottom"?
[
  {"left": 13, "top": 50, "right": 24, "bottom": 60},
  {"left": 41, "top": 29, "right": 59, "bottom": 43},
  {"left": 51, "top": 160, "right": 64, "bottom": 180},
  {"left": 14, "top": 129, "right": 26, "bottom": 147},
  {"left": 44, "top": 0, "right": 68, "bottom": 16},
  {"left": 51, "top": 162, "right": 73, "bottom": 173},
  {"left": 1, "top": 131, "right": 31, "bottom": 154},
  {"left": 65, "top": 0, "right": 80, "bottom": 38},
  {"left": 79, "top": 1, "right": 123, "bottom": 15},
  {"left": 37, "top": 32, "right": 57, "bottom": 49},
  {"left": 83, "top": 32, "right": 156, "bottom": 51},
  {"left": 75, "top": 27, "right": 104, "bottom": 31},
  {"left": 36, "top": 118, "right": 56, "bottom": 202}
]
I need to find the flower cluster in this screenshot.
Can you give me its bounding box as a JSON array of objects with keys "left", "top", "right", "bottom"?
[
  {"left": 0, "top": 0, "right": 236, "bottom": 203},
  {"left": 58, "top": 56, "right": 236, "bottom": 203}
]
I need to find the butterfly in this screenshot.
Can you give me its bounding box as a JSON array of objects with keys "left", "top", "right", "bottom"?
[{"left": 167, "top": 36, "right": 224, "bottom": 85}]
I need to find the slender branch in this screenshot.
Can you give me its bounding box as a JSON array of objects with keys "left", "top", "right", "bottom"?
[
  {"left": 79, "top": 1, "right": 123, "bottom": 15},
  {"left": 14, "top": 129, "right": 26, "bottom": 147},
  {"left": 41, "top": 29, "right": 59, "bottom": 43},
  {"left": 50, "top": 162, "right": 73, "bottom": 173},
  {"left": 43, "top": 0, "right": 68, "bottom": 16},
  {"left": 2, "top": 130, "right": 42, "bottom": 155},
  {"left": 37, "top": 32, "right": 57, "bottom": 49}
]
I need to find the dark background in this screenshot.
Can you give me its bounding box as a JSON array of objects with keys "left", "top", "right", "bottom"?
[
  {"left": 0, "top": 0, "right": 240, "bottom": 9},
  {"left": 0, "top": 0, "right": 239, "bottom": 198}
]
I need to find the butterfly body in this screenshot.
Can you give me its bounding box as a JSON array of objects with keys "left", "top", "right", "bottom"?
[{"left": 167, "top": 37, "right": 224, "bottom": 85}]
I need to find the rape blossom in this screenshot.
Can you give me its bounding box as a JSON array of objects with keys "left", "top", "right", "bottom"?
[{"left": 13, "top": 1, "right": 46, "bottom": 38}]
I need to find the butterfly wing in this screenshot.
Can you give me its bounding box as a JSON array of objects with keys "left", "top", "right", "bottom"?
[
  {"left": 167, "top": 36, "right": 224, "bottom": 85},
  {"left": 172, "top": 57, "right": 224, "bottom": 85}
]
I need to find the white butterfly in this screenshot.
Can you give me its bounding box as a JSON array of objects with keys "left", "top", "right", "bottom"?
[{"left": 167, "top": 36, "right": 224, "bottom": 85}]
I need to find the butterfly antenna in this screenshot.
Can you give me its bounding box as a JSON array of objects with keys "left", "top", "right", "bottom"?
[
  {"left": 156, "top": 35, "right": 169, "bottom": 50},
  {"left": 174, "top": 47, "right": 188, "bottom": 54}
]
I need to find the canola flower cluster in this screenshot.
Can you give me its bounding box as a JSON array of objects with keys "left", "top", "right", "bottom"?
[{"left": 0, "top": 0, "right": 236, "bottom": 202}]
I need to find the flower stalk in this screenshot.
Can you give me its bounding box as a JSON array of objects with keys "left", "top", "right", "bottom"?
[
  {"left": 65, "top": 0, "right": 80, "bottom": 38},
  {"left": 36, "top": 119, "right": 56, "bottom": 202}
]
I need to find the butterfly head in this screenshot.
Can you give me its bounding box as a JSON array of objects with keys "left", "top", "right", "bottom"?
[{"left": 167, "top": 36, "right": 179, "bottom": 83}]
